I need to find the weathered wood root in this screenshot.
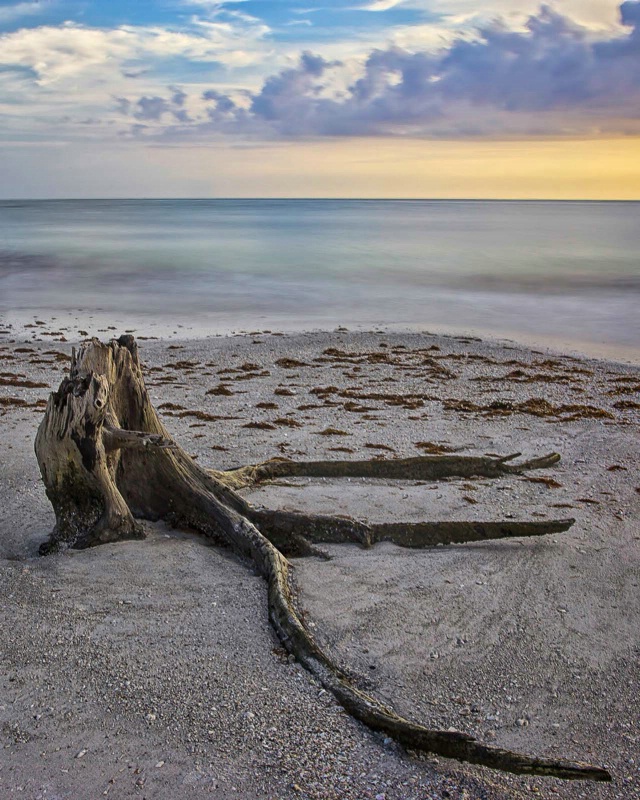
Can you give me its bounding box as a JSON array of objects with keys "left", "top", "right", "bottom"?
[
  {"left": 220, "top": 453, "right": 572, "bottom": 556},
  {"left": 250, "top": 508, "right": 575, "bottom": 553},
  {"left": 212, "top": 452, "right": 561, "bottom": 490},
  {"left": 33, "top": 337, "right": 612, "bottom": 782}
]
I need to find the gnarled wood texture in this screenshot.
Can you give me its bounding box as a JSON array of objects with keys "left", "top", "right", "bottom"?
[{"left": 34, "top": 336, "right": 611, "bottom": 782}]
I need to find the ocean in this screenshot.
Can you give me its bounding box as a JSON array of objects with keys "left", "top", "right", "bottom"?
[{"left": 0, "top": 199, "right": 638, "bottom": 360}]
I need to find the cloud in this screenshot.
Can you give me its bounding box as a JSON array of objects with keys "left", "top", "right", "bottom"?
[
  {"left": 2, "top": 1, "right": 639, "bottom": 144},
  {"left": 134, "top": 96, "right": 170, "bottom": 121},
  {"left": 426, "top": 0, "right": 623, "bottom": 31},
  {"left": 249, "top": 52, "right": 341, "bottom": 126},
  {"left": 621, "top": 0, "right": 640, "bottom": 27},
  {"left": 171, "top": 87, "right": 188, "bottom": 107},
  {"left": 130, "top": 91, "right": 193, "bottom": 123},
  {"left": 0, "top": 9, "right": 271, "bottom": 140},
  {"left": 126, "top": 2, "right": 640, "bottom": 139},
  {"left": 0, "top": 1, "right": 50, "bottom": 24},
  {"left": 0, "top": 9, "right": 270, "bottom": 87},
  {"left": 357, "top": 0, "right": 407, "bottom": 10}
]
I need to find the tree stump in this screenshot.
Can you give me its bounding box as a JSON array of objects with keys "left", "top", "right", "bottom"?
[{"left": 34, "top": 335, "right": 611, "bottom": 782}]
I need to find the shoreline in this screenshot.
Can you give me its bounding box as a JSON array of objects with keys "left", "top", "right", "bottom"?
[
  {"left": 2, "top": 308, "right": 640, "bottom": 367},
  {"left": 1, "top": 328, "right": 638, "bottom": 799}
]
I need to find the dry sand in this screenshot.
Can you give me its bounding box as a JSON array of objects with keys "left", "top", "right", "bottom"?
[{"left": 0, "top": 326, "right": 639, "bottom": 799}]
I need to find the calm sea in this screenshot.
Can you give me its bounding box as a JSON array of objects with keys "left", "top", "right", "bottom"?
[{"left": 0, "top": 199, "right": 638, "bottom": 359}]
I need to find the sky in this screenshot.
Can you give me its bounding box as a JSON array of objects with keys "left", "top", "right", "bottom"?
[{"left": 0, "top": 0, "right": 639, "bottom": 198}]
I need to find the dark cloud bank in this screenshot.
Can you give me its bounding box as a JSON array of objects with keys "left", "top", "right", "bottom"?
[{"left": 124, "top": 3, "right": 640, "bottom": 138}]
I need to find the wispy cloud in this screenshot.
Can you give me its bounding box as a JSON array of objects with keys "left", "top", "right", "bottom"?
[
  {"left": 0, "top": 1, "right": 53, "bottom": 24},
  {"left": 357, "top": 0, "right": 407, "bottom": 11}
]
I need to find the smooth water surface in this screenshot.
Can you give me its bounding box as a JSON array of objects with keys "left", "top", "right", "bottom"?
[{"left": 1, "top": 199, "right": 638, "bottom": 358}]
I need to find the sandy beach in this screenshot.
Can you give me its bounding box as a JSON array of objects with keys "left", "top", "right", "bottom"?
[{"left": 1, "top": 325, "right": 639, "bottom": 799}]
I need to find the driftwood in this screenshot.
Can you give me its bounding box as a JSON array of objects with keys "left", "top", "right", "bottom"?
[{"left": 34, "top": 336, "right": 611, "bottom": 782}]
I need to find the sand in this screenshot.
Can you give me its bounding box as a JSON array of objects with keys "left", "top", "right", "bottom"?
[{"left": 0, "top": 327, "right": 638, "bottom": 800}]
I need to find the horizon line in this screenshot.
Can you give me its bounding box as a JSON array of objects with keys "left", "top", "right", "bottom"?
[{"left": 1, "top": 197, "right": 639, "bottom": 203}]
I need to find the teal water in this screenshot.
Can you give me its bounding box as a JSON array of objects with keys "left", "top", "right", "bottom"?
[{"left": 1, "top": 199, "right": 638, "bottom": 356}]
